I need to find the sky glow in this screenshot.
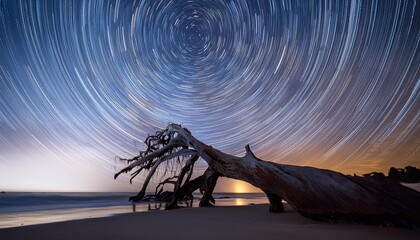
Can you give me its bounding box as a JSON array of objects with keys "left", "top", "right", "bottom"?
[{"left": 0, "top": 0, "right": 419, "bottom": 192}]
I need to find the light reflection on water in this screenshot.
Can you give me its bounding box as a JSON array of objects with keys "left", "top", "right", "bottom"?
[
  {"left": 215, "top": 197, "right": 268, "bottom": 206},
  {"left": 0, "top": 205, "right": 135, "bottom": 229},
  {"left": 235, "top": 198, "right": 245, "bottom": 206},
  {"left": 0, "top": 194, "right": 268, "bottom": 229}
]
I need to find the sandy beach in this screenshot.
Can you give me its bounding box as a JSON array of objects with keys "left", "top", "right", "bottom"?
[{"left": 1, "top": 203, "right": 419, "bottom": 240}]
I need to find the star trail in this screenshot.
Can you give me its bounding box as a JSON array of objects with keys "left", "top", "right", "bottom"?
[{"left": 0, "top": 0, "right": 419, "bottom": 192}]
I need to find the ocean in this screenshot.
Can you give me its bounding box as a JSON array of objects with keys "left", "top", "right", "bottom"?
[{"left": 0, "top": 192, "right": 268, "bottom": 228}]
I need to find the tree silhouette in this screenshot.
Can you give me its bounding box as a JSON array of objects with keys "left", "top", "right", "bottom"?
[
  {"left": 388, "top": 166, "right": 420, "bottom": 183},
  {"left": 115, "top": 124, "right": 420, "bottom": 227}
]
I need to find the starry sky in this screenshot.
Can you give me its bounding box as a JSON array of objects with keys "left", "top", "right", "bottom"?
[{"left": 0, "top": 0, "right": 419, "bottom": 192}]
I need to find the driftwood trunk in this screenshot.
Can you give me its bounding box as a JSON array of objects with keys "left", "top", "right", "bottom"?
[{"left": 115, "top": 124, "right": 420, "bottom": 228}]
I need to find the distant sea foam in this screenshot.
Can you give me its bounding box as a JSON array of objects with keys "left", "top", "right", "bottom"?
[{"left": 0, "top": 192, "right": 267, "bottom": 214}]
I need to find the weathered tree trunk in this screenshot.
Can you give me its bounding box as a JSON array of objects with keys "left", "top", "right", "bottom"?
[{"left": 115, "top": 124, "right": 420, "bottom": 228}]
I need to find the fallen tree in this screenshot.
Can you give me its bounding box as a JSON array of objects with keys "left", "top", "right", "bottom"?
[{"left": 115, "top": 124, "right": 420, "bottom": 227}]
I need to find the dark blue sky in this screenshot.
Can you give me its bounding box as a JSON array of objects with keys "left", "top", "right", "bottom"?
[{"left": 0, "top": 0, "right": 419, "bottom": 192}]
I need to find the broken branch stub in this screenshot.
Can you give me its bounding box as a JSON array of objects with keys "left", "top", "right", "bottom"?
[{"left": 115, "top": 124, "right": 420, "bottom": 228}]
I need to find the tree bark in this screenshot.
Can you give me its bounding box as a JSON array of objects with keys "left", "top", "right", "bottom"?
[{"left": 115, "top": 124, "right": 420, "bottom": 228}]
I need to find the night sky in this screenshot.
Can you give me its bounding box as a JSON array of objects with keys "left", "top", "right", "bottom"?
[{"left": 0, "top": 0, "right": 419, "bottom": 192}]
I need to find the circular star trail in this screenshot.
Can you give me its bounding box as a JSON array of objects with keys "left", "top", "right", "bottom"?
[{"left": 0, "top": 0, "right": 419, "bottom": 191}]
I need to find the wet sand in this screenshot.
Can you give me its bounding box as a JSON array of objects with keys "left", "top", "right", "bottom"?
[{"left": 1, "top": 204, "right": 419, "bottom": 240}]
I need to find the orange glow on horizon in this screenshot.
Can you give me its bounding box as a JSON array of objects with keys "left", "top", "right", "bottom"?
[{"left": 215, "top": 178, "right": 262, "bottom": 193}]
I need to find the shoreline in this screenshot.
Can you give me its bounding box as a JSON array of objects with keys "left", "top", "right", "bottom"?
[
  {"left": 0, "top": 194, "right": 268, "bottom": 229},
  {"left": 1, "top": 204, "right": 419, "bottom": 240}
]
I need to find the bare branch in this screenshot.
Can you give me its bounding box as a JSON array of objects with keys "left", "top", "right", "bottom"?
[
  {"left": 114, "top": 137, "right": 187, "bottom": 179},
  {"left": 115, "top": 123, "right": 420, "bottom": 227}
]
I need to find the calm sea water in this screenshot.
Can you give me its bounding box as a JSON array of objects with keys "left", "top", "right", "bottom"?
[
  {"left": 0, "top": 192, "right": 268, "bottom": 228},
  {"left": 0, "top": 192, "right": 135, "bottom": 214}
]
